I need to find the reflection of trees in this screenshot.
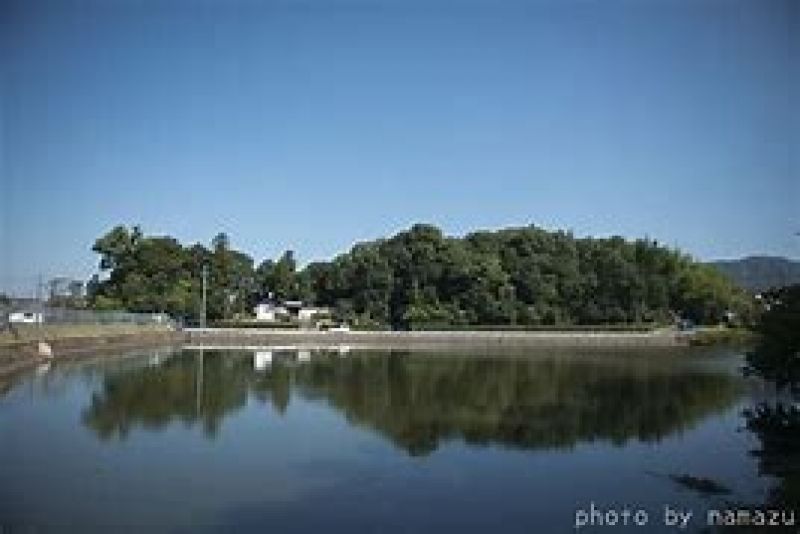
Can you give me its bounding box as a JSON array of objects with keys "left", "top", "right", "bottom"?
[
  {"left": 0, "top": 372, "right": 19, "bottom": 398},
  {"left": 250, "top": 362, "right": 292, "bottom": 415},
  {"left": 83, "top": 352, "right": 250, "bottom": 439},
  {"left": 83, "top": 350, "right": 741, "bottom": 455},
  {"left": 286, "top": 353, "right": 741, "bottom": 455},
  {"left": 745, "top": 404, "right": 800, "bottom": 510}
]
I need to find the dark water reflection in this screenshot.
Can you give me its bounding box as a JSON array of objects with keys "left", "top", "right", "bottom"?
[
  {"left": 0, "top": 347, "right": 775, "bottom": 532},
  {"left": 83, "top": 349, "right": 740, "bottom": 454}
]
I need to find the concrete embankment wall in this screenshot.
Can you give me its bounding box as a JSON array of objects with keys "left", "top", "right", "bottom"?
[
  {"left": 185, "top": 328, "right": 689, "bottom": 350},
  {"left": 0, "top": 325, "right": 184, "bottom": 376},
  {"left": 0, "top": 326, "right": 693, "bottom": 376}
]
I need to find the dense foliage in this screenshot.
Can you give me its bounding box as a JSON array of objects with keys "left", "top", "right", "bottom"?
[
  {"left": 88, "top": 223, "right": 749, "bottom": 327},
  {"left": 742, "top": 284, "right": 800, "bottom": 517},
  {"left": 746, "top": 285, "right": 800, "bottom": 393},
  {"left": 304, "top": 224, "right": 750, "bottom": 328},
  {"left": 89, "top": 226, "right": 263, "bottom": 322}
]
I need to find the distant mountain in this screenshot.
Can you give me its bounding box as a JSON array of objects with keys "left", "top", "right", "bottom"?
[{"left": 709, "top": 256, "right": 800, "bottom": 293}]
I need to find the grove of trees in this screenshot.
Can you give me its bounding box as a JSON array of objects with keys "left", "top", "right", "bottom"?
[{"left": 87, "top": 223, "right": 751, "bottom": 328}]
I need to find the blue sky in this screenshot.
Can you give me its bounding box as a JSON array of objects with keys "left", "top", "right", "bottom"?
[{"left": 2, "top": 0, "right": 798, "bottom": 294}]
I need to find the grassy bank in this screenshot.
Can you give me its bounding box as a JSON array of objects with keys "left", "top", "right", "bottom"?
[
  {"left": 688, "top": 327, "right": 755, "bottom": 346},
  {"left": 409, "top": 323, "right": 661, "bottom": 332},
  {"left": 0, "top": 323, "right": 183, "bottom": 377}
]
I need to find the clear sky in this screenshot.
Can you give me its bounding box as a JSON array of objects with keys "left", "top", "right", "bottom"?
[{"left": 2, "top": 0, "right": 798, "bottom": 295}]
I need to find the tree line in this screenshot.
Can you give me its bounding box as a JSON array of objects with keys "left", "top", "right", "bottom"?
[{"left": 87, "top": 223, "right": 751, "bottom": 327}]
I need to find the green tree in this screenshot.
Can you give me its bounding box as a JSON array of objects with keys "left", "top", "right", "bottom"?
[
  {"left": 87, "top": 222, "right": 749, "bottom": 329},
  {"left": 746, "top": 285, "right": 800, "bottom": 393},
  {"left": 304, "top": 223, "right": 748, "bottom": 329},
  {"left": 742, "top": 285, "right": 800, "bottom": 516},
  {"left": 88, "top": 226, "right": 253, "bottom": 322}
]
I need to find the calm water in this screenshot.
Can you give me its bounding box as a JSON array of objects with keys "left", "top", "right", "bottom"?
[{"left": 0, "top": 346, "right": 775, "bottom": 532}]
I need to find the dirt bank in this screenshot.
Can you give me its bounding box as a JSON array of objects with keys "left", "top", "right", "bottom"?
[{"left": 0, "top": 325, "right": 184, "bottom": 376}]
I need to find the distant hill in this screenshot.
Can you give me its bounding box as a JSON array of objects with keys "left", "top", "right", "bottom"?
[{"left": 709, "top": 256, "right": 800, "bottom": 293}]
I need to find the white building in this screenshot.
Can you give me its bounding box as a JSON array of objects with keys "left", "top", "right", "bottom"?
[
  {"left": 8, "top": 311, "right": 44, "bottom": 324},
  {"left": 254, "top": 302, "right": 288, "bottom": 322},
  {"left": 253, "top": 300, "right": 330, "bottom": 324}
]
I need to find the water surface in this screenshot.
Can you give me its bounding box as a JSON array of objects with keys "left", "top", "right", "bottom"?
[{"left": 0, "top": 347, "right": 772, "bottom": 532}]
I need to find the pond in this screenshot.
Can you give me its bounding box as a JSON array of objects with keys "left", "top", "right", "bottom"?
[{"left": 0, "top": 346, "right": 777, "bottom": 532}]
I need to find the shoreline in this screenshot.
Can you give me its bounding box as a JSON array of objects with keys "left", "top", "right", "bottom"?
[
  {"left": 184, "top": 327, "right": 692, "bottom": 349},
  {"left": 0, "top": 326, "right": 183, "bottom": 377},
  {"left": 1, "top": 326, "right": 741, "bottom": 377}
]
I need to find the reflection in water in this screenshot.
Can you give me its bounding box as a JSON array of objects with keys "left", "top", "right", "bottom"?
[
  {"left": 662, "top": 473, "right": 732, "bottom": 496},
  {"left": 82, "top": 349, "right": 742, "bottom": 454},
  {"left": 83, "top": 350, "right": 249, "bottom": 439},
  {"left": 744, "top": 404, "right": 800, "bottom": 512},
  {"left": 254, "top": 351, "right": 273, "bottom": 371}
]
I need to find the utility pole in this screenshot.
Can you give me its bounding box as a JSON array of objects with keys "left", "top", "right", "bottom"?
[
  {"left": 201, "top": 264, "right": 208, "bottom": 328},
  {"left": 37, "top": 273, "right": 45, "bottom": 317},
  {"left": 35, "top": 274, "right": 44, "bottom": 340}
]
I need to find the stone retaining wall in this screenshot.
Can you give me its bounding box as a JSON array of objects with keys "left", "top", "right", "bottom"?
[{"left": 185, "top": 328, "right": 689, "bottom": 349}]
